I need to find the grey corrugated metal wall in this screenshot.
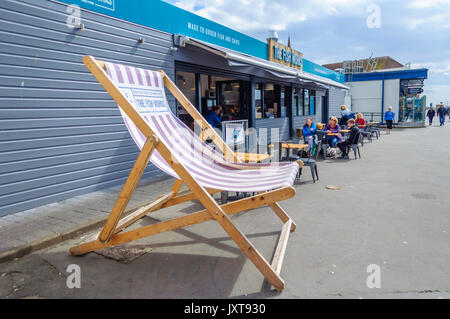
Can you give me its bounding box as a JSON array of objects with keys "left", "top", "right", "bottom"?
[
  {"left": 328, "top": 87, "right": 346, "bottom": 118},
  {"left": 0, "top": 0, "right": 175, "bottom": 216}
]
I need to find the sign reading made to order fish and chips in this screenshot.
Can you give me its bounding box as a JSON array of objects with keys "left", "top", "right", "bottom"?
[{"left": 268, "top": 39, "right": 303, "bottom": 71}]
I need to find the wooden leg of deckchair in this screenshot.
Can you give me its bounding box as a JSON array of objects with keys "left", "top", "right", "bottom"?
[
  {"left": 269, "top": 203, "right": 296, "bottom": 232},
  {"left": 98, "top": 136, "right": 158, "bottom": 243},
  {"left": 70, "top": 187, "right": 295, "bottom": 256},
  {"left": 215, "top": 212, "right": 286, "bottom": 291},
  {"left": 271, "top": 220, "right": 292, "bottom": 276}
]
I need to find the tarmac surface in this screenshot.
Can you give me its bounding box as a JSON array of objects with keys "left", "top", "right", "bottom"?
[{"left": 1, "top": 123, "right": 450, "bottom": 299}]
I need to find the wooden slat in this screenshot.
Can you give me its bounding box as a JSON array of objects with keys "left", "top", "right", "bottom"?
[
  {"left": 161, "top": 188, "right": 222, "bottom": 208},
  {"left": 271, "top": 220, "right": 292, "bottom": 277},
  {"left": 113, "top": 191, "right": 174, "bottom": 234},
  {"left": 269, "top": 202, "right": 296, "bottom": 232},
  {"left": 70, "top": 187, "right": 295, "bottom": 256},
  {"left": 98, "top": 136, "right": 158, "bottom": 242}
]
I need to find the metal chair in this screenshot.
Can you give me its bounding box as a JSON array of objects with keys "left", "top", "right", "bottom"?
[
  {"left": 281, "top": 142, "right": 319, "bottom": 183},
  {"left": 298, "top": 158, "right": 319, "bottom": 183},
  {"left": 348, "top": 132, "right": 362, "bottom": 159}
]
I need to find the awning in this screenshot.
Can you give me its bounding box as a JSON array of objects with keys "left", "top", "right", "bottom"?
[{"left": 178, "top": 36, "right": 349, "bottom": 90}]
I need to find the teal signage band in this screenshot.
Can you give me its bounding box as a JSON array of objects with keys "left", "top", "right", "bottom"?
[{"left": 56, "top": 0, "right": 344, "bottom": 83}]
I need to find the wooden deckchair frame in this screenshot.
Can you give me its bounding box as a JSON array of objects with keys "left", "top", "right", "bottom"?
[{"left": 70, "top": 56, "right": 302, "bottom": 291}]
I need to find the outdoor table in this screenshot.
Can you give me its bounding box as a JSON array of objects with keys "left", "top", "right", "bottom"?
[
  {"left": 268, "top": 143, "right": 308, "bottom": 161},
  {"left": 325, "top": 132, "right": 341, "bottom": 136},
  {"left": 235, "top": 152, "right": 272, "bottom": 163},
  {"left": 268, "top": 143, "right": 308, "bottom": 150}
]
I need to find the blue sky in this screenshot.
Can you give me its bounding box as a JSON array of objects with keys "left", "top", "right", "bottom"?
[{"left": 165, "top": 0, "right": 450, "bottom": 106}]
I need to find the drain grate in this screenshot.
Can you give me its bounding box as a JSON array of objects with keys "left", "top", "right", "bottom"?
[{"left": 95, "top": 244, "right": 153, "bottom": 264}]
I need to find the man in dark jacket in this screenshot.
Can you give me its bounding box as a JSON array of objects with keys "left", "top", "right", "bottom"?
[
  {"left": 337, "top": 118, "right": 360, "bottom": 159},
  {"left": 437, "top": 104, "right": 446, "bottom": 126}
]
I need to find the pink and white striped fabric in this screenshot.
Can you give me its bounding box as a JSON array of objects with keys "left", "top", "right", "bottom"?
[{"left": 103, "top": 61, "right": 299, "bottom": 192}]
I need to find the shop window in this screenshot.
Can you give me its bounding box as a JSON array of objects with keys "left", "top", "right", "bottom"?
[
  {"left": 263, "top": 83, "right": 280, "bottom": 119},
  {"left": 304, "top": 88, "right": 310, "bottom": 116},
  {"left": 310, "top": 90, "right": 316, "bottom": 115},
  {"left": 255, "top": 83, "right": 263, "bottom": 119},
  {"left": 280, "top": 86, "right": 288, "bottom": 118},
  {"left": 200, "top": 74, "right": 217, "bottom": 117},
  {"left": 176, "top": 71, "right": 196, "bottom": 129},
  {"left": 218, "top": 81, "right": 241, "bottom": 120},
  {"left": 293, "top": 87, "right": 303, "bottom": 116}
]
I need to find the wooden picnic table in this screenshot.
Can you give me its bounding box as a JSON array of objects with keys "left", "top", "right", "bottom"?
[
  {"left": 268, "top": 143, "right": 308, "bottom": 150},
  {"left": 235, "top": 152, "right": 272, "bottom": 163}
]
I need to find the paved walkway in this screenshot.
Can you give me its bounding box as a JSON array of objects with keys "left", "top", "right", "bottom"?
[
  {"left": 1, "top": 123, "right": 450, "bottom": 298},
  {"left": 0, "top": 174, "right": 176, "bottom": 262}
]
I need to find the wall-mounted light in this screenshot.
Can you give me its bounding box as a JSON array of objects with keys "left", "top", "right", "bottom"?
[
  {"left": 75, "top": 23, "right": 85, "bottom": 31},
  {"left": 138, "top": 37, "right": 145, "bottom": 44}
]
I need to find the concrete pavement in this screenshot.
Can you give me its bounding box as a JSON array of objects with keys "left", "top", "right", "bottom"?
[{"left": 1, "top": 123, "right": 450, "bottom": 298}]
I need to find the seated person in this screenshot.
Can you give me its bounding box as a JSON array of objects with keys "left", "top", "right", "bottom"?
[
  {"left": 302, "top": 117, "right": 317, "bottom": 152},
  {"left": 355, "top": 113, "right": 366, "bottom": 128},
  {"left": 206, "top": 106, "right": 223, "bottom": 128},
  {"left": 340, "top": 105, "right": 352, "bottom": 118},
  {"left": 337, "top": 118, "right": 360, "bottom": 159},
  {"left": 325, "top": 117, "right": 343, "bottom": 147},
  {"left": 339, "top": 105, "right": 355, "bottom": 127}
]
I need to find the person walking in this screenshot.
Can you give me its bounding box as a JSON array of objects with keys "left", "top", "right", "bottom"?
[
  {"left": 437, "top": 104, "right": 446, "bottom": 126},
  {"left": 384, "top": 106, "right": 395, "bottom": 134},
  {"left": 426, "top": 107, "right": 436, "bottom": 126}
]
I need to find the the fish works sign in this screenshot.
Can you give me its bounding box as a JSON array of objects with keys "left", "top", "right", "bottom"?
[{"left": 268, "top": 39, "right": 303, "bottom": 71}]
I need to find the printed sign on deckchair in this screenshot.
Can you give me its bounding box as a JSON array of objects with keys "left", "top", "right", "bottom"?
[{"left": 70, "top": 56, "right": 303, "bottom": 291}]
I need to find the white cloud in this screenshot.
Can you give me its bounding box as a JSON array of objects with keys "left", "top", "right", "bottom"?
[
  {"left": 408, "top": 0, "right": 450, "bottom": 9},
  {"left": 412, "top": 60, "right": 450, "bottom": 74},
  {"left": 169, "top": 0, "right": 370, "bottom": 32},
  {"left": 403, "top": 0, "right": 450, "bottom": 29},
  {"left": 404, "top": 12, "right": 450, "bottom": 30}
]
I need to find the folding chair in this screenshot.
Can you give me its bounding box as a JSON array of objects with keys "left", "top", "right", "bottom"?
[{"left": 69, "top": 56, "right": 302, "bottom": 291}]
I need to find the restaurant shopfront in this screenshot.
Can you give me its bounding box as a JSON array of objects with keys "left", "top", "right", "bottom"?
[
  {"left": 0, "top": 0, "right": 347, "bottom": 215},
  {"left": 172, "top": 37, "right": 344, "bottom": 141}
]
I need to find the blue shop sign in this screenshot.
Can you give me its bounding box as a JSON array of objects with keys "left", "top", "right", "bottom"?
[{"left": 57, "top": 0, "right": 344, "bottom": 83}]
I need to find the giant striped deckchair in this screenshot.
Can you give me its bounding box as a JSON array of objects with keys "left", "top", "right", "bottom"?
[{"left": 70, "top": 56, "right": 303, "bottom": 291}]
